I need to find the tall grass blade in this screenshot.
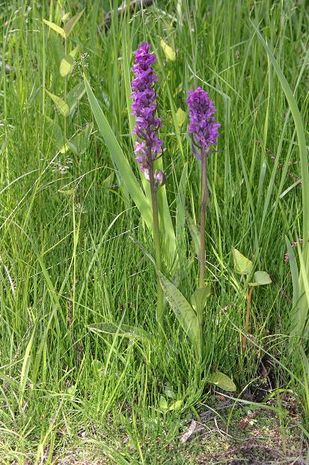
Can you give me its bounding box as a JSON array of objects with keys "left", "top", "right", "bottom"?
[{"left": 253, "top": 23, "right": 309, "bottom": 339}]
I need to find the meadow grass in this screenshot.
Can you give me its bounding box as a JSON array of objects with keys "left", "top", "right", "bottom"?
[{"left": 0, "top": 0, "right": 308, "bottom": 463}]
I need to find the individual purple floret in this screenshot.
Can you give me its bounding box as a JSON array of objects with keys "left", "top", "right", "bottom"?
[
  {"left": 131, "top": 42, "right": 164, "bottom": 189},
  {"left": 187, "top": 87, "right": 220, "bottom": 159}
]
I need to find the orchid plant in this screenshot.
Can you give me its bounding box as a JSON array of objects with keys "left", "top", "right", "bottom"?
[
  {"left": 85, "top": 42, "right": 237, "bottom": 390},
  {"left": 131, "top": 43, "right": 165, "bottom": 326}
]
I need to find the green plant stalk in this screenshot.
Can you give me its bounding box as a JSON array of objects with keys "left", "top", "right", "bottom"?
[
  {"left": 242, "top": 286, "right": 254, "bottom": 351},
  {"left": 148, "top": 159, "right": 163, "bottom": 327},
  {"left": 199, "top": 154, "right": 208, "bottom": 288},
  {"left": 64, "top": 37, "right": 68, "bottom": 140}
]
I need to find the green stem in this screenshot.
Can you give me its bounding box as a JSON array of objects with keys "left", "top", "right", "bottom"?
[
  {"left": 148, "top": 161, "right": 163, "bottom": 327},
  {"left": 199, "top": 154, "right": 208, "bottom": 288},
  {"left": 64, "top": 38, "right": 67, "bottom": 141}
]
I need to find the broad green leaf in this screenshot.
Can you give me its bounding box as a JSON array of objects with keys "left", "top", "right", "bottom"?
[
  {"left": 67, "top": 82, "right": 86, "bottom": 115},
  {"left": 159, "top": 272, "right": 200, "bottom": 352},
  {"left": 160, "top": 39, "right": 176, "bottom": 61},
  {"left": 191, "top": 286, "right": 211, "bottom": 315},
  {"left": 176, "top": 107, "right": 186, "bottom": 127},
  {"left": 46, "top": 91, "right": 69, "bottom": 117},
  {"left": 43, "top": 19, "right": 66, "bottom": 38},
  {"left": 208, "top": 371, "right": 236, "bottom": 392},
  {"left": 89, "top": 322, "right": 151, "bottom": 342},
  {"left": 232, "top": 248, "right": 253, "bottom": 275},
  {"left": 159, "top": 396, "right": 168, "bottom": 411},
  {"left": 169, "top": 399, "right": 183, "bottom": 411},
  {"left": 187, "top": 215, "right": 200, "bottom": 257},
  {"left": 84, "top": 75, "right": 153, "bottom": 229},
  {"left": 45, "top": 116, "right": 64, "bottom": 147},
  {"left": 175, "top": 164, "right": 188, "bottom": 271},
  {"left": 252, "top": 271, "right": 272, "bottom": 286},
  {"left": 59, "top": 142, "right": 70, "bottom": 154},
  {"left": 63, "top": 10, "right": 84, "bottom": 38},
  {"left": 157, "top": 180, "right": 177, "bottom": 271},
  {"left": 59, "top": 45, "right": 79, "bottom": 78},
  {"left": 69, "top": 123, "right": 92, "bottom": 154},
  {"left": 60, "top": 55, "right": 74, "bottom": 77}
]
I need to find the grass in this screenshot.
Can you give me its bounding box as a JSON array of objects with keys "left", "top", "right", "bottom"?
[{"left": 0, "top": 0, "right": 308, "bottom": 463}]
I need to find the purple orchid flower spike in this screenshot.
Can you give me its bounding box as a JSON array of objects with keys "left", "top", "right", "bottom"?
[
  {"left": 131, "top": 42, "right": 165, "bottom": 189},
  {"left": 131, "top": 42, "right": 165, "bottom": 325},
  {"left": 187, "top": 86, "right": 220, "bottom": 289},
  {"left": 187, "top": 87, "right": 220, "bottom": 159}
]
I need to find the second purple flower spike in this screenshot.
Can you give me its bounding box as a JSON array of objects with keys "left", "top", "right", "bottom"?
[
  {"left": 186, "top": 86, "right": 220, "bottom": 288},
  {"left": 131, "top": 42, "right": 165, "bottom": 189},
  {"left": 187, "top": 87, "right": 220, "bottom": 159}
]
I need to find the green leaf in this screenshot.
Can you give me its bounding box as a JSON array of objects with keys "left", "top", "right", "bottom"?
[
  {"left": 59, "top": 142, "right": 70, "bottom": 154},
  {"left": 159, "top": 396, "right": 169, "bottom": 411},
  {"left": 191, "top": 286, "right": 211, "bottom": 314},
  {"left": 45, "top": 116, "right": 64, "bottom": 147},
  {"left": 160, "top": 39, "right": 176, "bottom": 61},
  {"left": 84, "top": 75, "right": 152, "bottom": 229},
  {"left": 232, "top": 248, "right": 253, "bottom": 275},
  {"left": 89, "top": 322, "right": 151, "bottom": 342},
  {"left": 59, "top": 46, "right": 79, "bottom": 78},
  {"left": 176, "top": 107, "right": 186, "bottom": 127},
  {"left": 69, "top": 123, "right": 93, "bottom": 155},
  {"left": 159, "top": 272, "right": 201, "bottom": 352},
  {"left": 63, "top": 10, "right": 84, "bottom": 38},
  {"left": 60, "top": 55, "right": 74, "bottom": 77},
  {"left": 46, "top": 91, "right": 69, "bottom": 117},
  {"left": 67, "top": 82, "right": 86, "bottom": 115},
  {"left": 208, "top": 371, "right": 236, "bottom": 392},
  {"left": 169, "top": 399, "right": 183, "bottom": 411},
  {"left": 43, "top": 19, "right": 66, "bottom": 38},
  {"left": 187, "top": 215, "right": 200, "bottom": 257},
  {"left": 175, "top": 164, "right": 188, "bottom": 270},
  {"left": 252, "top": 271, "right": 272, "bottom": 286}
]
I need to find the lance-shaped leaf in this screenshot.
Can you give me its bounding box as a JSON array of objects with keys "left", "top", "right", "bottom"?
[
  {"left": 63, "top": 10, "right": 84, "bottom": 38},
  {"left": 84, "top": 76, "right": 152, "bottom": 227},
  {"left": 89, "top": 322, "right": 151, "bottom": 343},
  {"left": 46, "top": 91, "right": 69, "bottom": 117},
  {"left": 67, "top": 82, "right": 86, "bottom": 116},
  {"left": 208, "top": 371, "right": 236, "bottom": 392},
  {"left": 191, "top": 286, "right": 211, "bottom": 316},
  {"left": 60, "top": 46, "right": 79, "bottom": 77},
  {"left": 43, "top": 19, "right": 66, "bottom": 38},
  {"left": 176, "top": 107, "right": 186, "bottom": 127},
  {"left": 159, "top": 272, "right": 201, "bottom": 353}
]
